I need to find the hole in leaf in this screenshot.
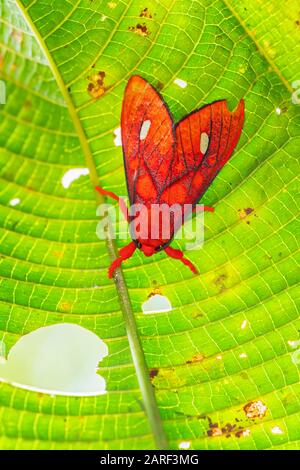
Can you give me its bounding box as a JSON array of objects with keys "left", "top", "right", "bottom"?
[
  {"left": 271, "top": 426, "right": 283, "bottom": 435},
  {"left": 61, "top": 168, "right": 89, "bottom": 189},
  {"left": 113, "top": 127, "right": 122, "bottom": 146},
  {"left": 174, "top": 78, "right": 187, "bottom": 88},
  {"left": 178, "top": 441, "right": 191, "bottom": 449},
  {"left": 0, "top": 323, "right": 108, "bottom": 396},
  {"left": 142, "top": 294, "right": 172, "bottom": 314},
  {"left": 9, "top": 198, "right": 20, "bottom": 206}
]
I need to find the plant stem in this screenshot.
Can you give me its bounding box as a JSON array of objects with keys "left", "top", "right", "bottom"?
[{"left": 16, "top": 0, "right": 168, "bottom": 450}]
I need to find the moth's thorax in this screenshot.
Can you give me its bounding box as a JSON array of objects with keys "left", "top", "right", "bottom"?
[{"left": 129, "top": 204, "right": 181, "bottom": 246}]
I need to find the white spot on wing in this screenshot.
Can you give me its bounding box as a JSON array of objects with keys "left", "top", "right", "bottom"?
[
  {"left": 113, "top": 127, "right": 122, "bottom": 146},
  {"left": 174, "top": 78, "right": 187, "bottom": 88},
  {"left": 9, "top": 198, "right": 21, "bottom": 207},
  {"left": 140, "top": 120, "right": 151, "bottom": 140},
  {"left": 61, "top": 168, "right": 89, "bottom": 189},
  {"left": 200, "top": 132, "right": 209, "bottom": 154}
]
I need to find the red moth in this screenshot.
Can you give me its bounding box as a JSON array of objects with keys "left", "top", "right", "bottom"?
[{"left": 96, "top": 75, "right": 244, "bottom": 278}]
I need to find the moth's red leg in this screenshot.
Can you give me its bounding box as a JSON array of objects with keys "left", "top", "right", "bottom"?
[
  {"left": 108, "top": 241, "right": 136, "bottom": 278},
  {"left": 164, "top": 246, "right": 199, "bottom": 275},
  {"left": 95, "top": 185, "right": 129, "bottom": 221},
  {"left": 192, "top": 205, "right": 214, "bottom": 214}
]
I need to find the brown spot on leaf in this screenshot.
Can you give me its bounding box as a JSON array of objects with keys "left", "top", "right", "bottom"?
[
  {"left": 207, "top": 425, "right": 222, "bottom": 437},
  {"left": 186, "top": 353, "right": 205, "bottom": 365},
  {"left": 128, "top": 23, "right": 150, "bottom": 37},
  {"left": 147, "top": 287, "right": 161, "bottom": 298},
  {"left": 192, "top": 311, "right": 203, "bottom": 319},
  {"left": 235, "top": 428, "right": 251, "bottom": 438},
  {"left": 156, "top": 81, "right": 164, "bottom": 91},
  {"left": 238, "top": 207, "right": 254, "bottom": 219},
  {"left": 139, "top": 7, "right": 152, "bottom": 18},
  {"left": 87, "top": 71, "right": 107, "bottom": 99},
  {"left": 52, "top": 250, "right": 64, "bottom": 258},
  {"left": 58, "top": 301, "right": 72, "bottom": 312},
  {"left": 243, "top": 400, "right": 267, "bottom": 419},
  {"left": 245, "top": 207, "right": 254, "bottom": 215},
  {"left": 149, "top": 368, "right": 159, "bottom": 380},
  {"left": 207, "top": 416, "right": 250, "bottom": 439},
  {"left": 214, "top": 273, "right": 228, "bottom": 292},
  {"left": 11, "top": 30, "right": 23, "bottom": 44}
]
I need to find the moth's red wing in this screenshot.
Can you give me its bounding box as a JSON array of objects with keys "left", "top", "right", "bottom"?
[
  {"left": 160, "top": 99, "right": 245, "bottom": 206},
  {"left": 121, "top": 75, "right": 174, "bottom": 205}
]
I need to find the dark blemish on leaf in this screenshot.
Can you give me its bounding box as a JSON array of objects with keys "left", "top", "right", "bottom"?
[
  {"left": 246, "top": 221, "right": 250, "bottom": 225},
  {"left": 147, "top": 287, "right": 161, "bottom": 298},
  {"left": 296, "top": 20, "right": 300, "bottom": 26},
  {"left": 207, "top": 427, "right": 222, "bottom": 437},
  {"left": 240, "top": 371, "right": 249, "bottom": 380},
  {"left": 139, "top": 7, "right": 153, "bottom": 18},
  {"left": 156, "top": 81, "right": 164, "bottom": 91},
  {"left": 238, "top": 207, "right": 254, "bottom": 220},
  {"left": 207, "top": 417, "right": 222, "bottom": 437},
  {"left": 186, "top": 353, "right": 205, "bottom": 365},
  {"left": 243, "top": 400, "right": 267, "bottom": 419},
  {"left": 128, "top": 23, "right": 150, "bottom": 37},
  {"left": 149, "top": 368, "right": 159, "bottom": 380},
  {"left": 92, "top": 63, "right": 96, "bottom": 68},
  {"left": 87, "top": 71, "right": 107, "bottom": 99},
  {"left": 214, "top": 273, "right": 227, "bottom": 292},
  {"left": 24, "top": 99, "right": 31, "bottom": 109},
  {"left": 216, "top": 34, "right": 225, "bottom": 42},
  {"left": 207, "top": 416, "right": 249, "bottom": 438},
  {"left": 235, "top": 428, "right": 251, "bottom": 438},
  {"left": 192, "top": 311, "right": 203, "bottom": 319},
  {"left": 245, "top": 207, "right": 254, "bottom": 215}
]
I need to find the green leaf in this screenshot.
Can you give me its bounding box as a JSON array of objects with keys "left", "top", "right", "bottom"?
[{"left": 0, "top": 0, "right": 299, "bottom": 450}]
